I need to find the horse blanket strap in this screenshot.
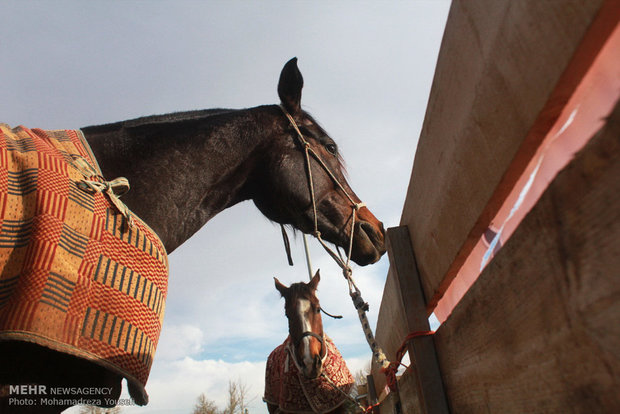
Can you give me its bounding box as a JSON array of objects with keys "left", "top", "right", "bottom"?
[
  {"left": 264, "top": 337, "right": 354, "bottom": 413},
  {"left": 79, "top": 177, "right": 134, "bottom": 228},
  {"left": 0, "top": 124, "right": 168, "bottom": 405}
]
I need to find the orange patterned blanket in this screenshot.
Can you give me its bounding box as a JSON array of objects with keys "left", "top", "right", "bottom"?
[
  {"left": 0, "top": 124, "right": 168, "bottom": 402},
  {"left": 264, "top": 337, "right": 354, "bottom": 413}
]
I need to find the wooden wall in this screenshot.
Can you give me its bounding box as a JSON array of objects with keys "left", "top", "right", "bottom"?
[
  {"left": 399, "top": 0, "right": 611, "bottom": 311},
  {"left": 434, "top": 98, "right": 620, "bottom": 413},
  {"left": 373, "top": 102, "right": 620, "bottom": 411},
  {"left": 371, "top": 0, "right": 619, "bottom": 412}
]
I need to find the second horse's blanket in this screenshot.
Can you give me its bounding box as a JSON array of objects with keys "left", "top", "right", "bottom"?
[{"left": 264, "top": 337, "right": 354, "bottom": 413}]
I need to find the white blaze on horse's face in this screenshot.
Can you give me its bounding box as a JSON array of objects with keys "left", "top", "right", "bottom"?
[{"left": 296, "top": 298, "right": 315, "bottom": 372}]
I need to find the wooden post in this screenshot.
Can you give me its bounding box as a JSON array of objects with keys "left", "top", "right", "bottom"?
[
  {"left": 387, "top": 226, "right": 449, "bottom": 414},
  {"left": 366, "top": 374, "right": 380, "bottom": 414}
]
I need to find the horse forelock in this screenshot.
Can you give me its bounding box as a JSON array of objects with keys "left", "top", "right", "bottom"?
[{"left": 284, "top": 282, "right": 320, "bottom": 315}]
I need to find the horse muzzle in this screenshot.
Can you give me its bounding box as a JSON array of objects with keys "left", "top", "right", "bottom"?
[
  {"left": 301, "top": 355, "right": 324, "bottom": 379},
  {"left": 297, "top": 331, "right": 326, "bottom": 379},
  {"left": 351, "top": 219, "right": 386, "bottom": 265}
]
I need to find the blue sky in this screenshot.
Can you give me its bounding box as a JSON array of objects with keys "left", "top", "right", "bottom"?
[{"left": 0, "top": 1, "right": 450, "bottom": 412}]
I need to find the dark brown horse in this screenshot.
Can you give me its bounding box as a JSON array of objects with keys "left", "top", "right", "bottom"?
[
  {"left": 0, "top": 58, "right": 385, "bottom": 412},
  {"left": 265, "top": 272, "right": 354, "bottom": 414}
]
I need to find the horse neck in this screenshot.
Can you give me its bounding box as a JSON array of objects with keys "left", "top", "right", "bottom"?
[{"left": 82, "top": 106, "right": 274, "bottom": 253}]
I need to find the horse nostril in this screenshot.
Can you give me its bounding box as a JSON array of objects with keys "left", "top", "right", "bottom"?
[
  {"left": 314, "top": 356, "right": 322, "bottom": 371},
  {"left": 360, "top": 221, "right": 373, "bottom": 234},
  {"left": 359, "top": 221, "right": 380, "bottom": 242}
]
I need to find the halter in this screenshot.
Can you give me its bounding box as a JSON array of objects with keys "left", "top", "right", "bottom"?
[
  {"left": 280, "top": 105, "right": 392, "bottom": 374},
  {"left": 279, "top": 105, "right": 365, "bottom": 277},
  {"left": 295, "top": 331, "right": 327, "bottom": 362}
]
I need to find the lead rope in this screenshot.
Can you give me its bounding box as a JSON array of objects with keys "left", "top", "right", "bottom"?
[{"left": 280, "top": 106, "right": 391, "bottom": 385}]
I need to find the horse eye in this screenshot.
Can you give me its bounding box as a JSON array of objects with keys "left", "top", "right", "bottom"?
[{"left": 325, "top": 143, "right": 337, "bottom": 155}]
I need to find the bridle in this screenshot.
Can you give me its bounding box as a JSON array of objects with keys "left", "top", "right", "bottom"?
[
  {"left": 284, "top": 294, "right": 328, "bottom": 372},
  {"left": 279, "top": 105, "right": 365, "bottom": 281},
  {"left": 294, "top": 331, "right": 327, "bottom": 362}
]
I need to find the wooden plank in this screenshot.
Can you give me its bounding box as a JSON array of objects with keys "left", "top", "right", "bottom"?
[
  {"left": 398, "top": 368, "right": 423, "bottom": 414},
  {"left": 386, "top": 226, "right": 449, "bottom": 414},
  {"left": 378, "top": 388, "right": 400, "bottom": 414},
  {"left": 376, "top": 368, "right": 425, "bottom": 414},
  {"left": 434, "top": 99, "right": 620, "bottom": 413},
  {"left": 372, "top": 265, "right": 407, "bottom": 395},
  {"left": 400, "top": 0, "right": 611, "bottom": 311}
]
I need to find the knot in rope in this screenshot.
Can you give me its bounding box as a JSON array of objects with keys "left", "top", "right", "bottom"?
[
  {"left": 79, "top": 177, "right": 134, "bottom": 228},
  {"left": 350, "top": 291, "right": 369, "bottom": 312},
  {"left": 382, "top": 361, "right": 402, "bottom": 393},
  {"left": 80, "top": 177, "right": 130, "bottom": 197},
  {"left": 70, "top": 153, "right": 134, "bottom": 229},
  {"left": 380, "top": 330, "right": 435, "bottom": 392}
]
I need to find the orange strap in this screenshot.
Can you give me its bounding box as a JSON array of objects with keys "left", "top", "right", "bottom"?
[{"left": 381, "top": 331, "right": 435, "bottom": 392}]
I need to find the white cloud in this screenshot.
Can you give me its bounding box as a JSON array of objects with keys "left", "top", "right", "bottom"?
[
  {"left": 156, "top": 324, "right": 205, "bottom": 361},
  {"left": 345, "top": 356, "right": 373, "bottom": 381},
  {"left": 144, "top": 357, "right": 267, "bottom": 413}
]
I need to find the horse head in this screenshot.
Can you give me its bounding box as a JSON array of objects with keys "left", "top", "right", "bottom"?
[
  {"left": 252, "top": 58, "right": 386, "bottom": 266},
  {"left": 275, "top": 271, "right": 325, "bottom": 379}
]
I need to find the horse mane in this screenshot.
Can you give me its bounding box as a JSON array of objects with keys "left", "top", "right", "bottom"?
[
  {"left": 125, "top": 108, "right": 235, "bottom": 127},
  {"left": 83, "top": 106, "right": 348, "bottom": 177},
  {"left": 82, "top": 108, "right": 236, "bottom": 134}
]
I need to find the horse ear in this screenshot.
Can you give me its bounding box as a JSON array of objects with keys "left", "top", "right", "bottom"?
[
  {"left": 308, "top": 270, "right": 320, "bottom": 291},
  {"left": 278, "top": 57, "right": 304, "bottom": 116},
  {"left": 274, "top": 277, "right": 288, "bottom": 296}
]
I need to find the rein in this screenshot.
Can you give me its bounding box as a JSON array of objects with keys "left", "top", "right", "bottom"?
[{"left": 279, "top": 106, "right": 391, "bottom": 373}]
